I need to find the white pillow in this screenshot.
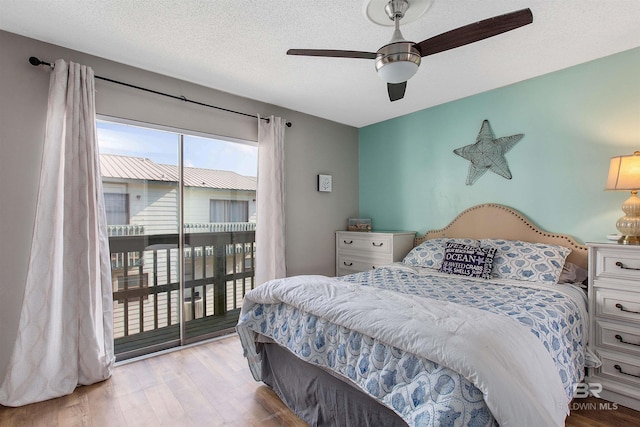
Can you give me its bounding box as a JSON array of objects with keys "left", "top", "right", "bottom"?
[
  {"left": 558, "top": 261, "right": 588, "bottom": 285},
  {"left": 403, "top": 238, "right": 480, "bottom": 269},
  {"left": 480, "top": 239, "right": 571, "bottom": 284}
]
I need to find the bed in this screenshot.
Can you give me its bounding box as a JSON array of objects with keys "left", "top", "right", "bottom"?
[{"left": 236, "top": 204, "right": 592, "bottom": 427}]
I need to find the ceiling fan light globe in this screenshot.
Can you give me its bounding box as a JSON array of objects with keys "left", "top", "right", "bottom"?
[
  {"left": 375, "top": 42, "right": 421, "bottom": 83},
  {"left": 377, "top": 61, "right": 419, "bottom": 83}
]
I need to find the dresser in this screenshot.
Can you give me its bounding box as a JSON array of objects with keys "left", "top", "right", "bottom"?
[
  {"left": 588, "top": 242, "right": 640, "bottom": 411},
  {"left": 335, "top": 231, "right": 415, "bottom": 276}
]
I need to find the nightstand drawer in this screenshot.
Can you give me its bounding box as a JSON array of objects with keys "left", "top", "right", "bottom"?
[
  {"left": 597, "top": 351, "right": 640, "bottom": 388},
  {"left": 336, "top": 231, "right": 415, "bottom": 276},
  {"left": 596, "top": 320, "right": 640, "bottom": 357},
  {"left": 337, "top": 234, "right": 393, "bottom": 256},
  {"left": 595, "top": 288, "right": 640, "bottom": 324},
  {"left": 594, "top": 247, "right": 640, "bottom": 281},
  {"left": 337, "top": 255, "right": 390, "bottom": 274},
  {"left": 588, "top": 243, "right": 640, "bottom": 410}
]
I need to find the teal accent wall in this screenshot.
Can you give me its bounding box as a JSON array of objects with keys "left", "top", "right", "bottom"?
[{"left": 359, "top": 47, "right": 640, "bottom": 242}]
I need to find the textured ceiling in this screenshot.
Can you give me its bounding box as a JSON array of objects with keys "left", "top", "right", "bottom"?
[{"left": 1, "top": 0, "right": 639, "bottom": 128}]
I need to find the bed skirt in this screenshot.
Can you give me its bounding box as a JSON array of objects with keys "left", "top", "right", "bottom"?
[{"left": 261, "top": 342, "right": 407, "bottom": 427}]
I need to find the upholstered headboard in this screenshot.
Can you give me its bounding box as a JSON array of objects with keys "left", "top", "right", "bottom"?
[{"left": 416, "top": 203, "right": 588, "bottom": 270}]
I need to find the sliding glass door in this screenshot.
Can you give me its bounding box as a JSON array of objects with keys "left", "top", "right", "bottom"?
[
  {"left": 181, "top": 134, "right": 257, "bottom": 343},
  {"left": 97, "top": 119, "right": 257, "bottom": 360}
]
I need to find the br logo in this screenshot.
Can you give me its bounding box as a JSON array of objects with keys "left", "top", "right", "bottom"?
[{"left": 574, "top": 382, "right": 602, "bottom": 398}]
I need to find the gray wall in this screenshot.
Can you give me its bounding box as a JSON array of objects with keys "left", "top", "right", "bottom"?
[{"left": 0, "top": 30, "right": 359, "bottom": 381}]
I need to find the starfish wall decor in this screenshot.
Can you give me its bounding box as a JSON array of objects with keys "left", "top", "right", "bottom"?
[{"left": 453, "top": 120, "right": 524, "bottom": 185}]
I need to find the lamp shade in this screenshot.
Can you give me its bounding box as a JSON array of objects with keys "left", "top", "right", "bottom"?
[{"left": 605, "top": 151, "right": 640, "bottom": 190}]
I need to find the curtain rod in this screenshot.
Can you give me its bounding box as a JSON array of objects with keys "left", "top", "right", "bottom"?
[{"left": 28, "top": 57, "right": 291, "bottom": 128}]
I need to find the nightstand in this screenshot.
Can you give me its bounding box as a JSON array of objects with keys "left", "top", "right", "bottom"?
[
  {"left": 587, "top": 242, "right": 640, "bottom": 411},
  {"left": 335, "top": 231, "right": 415, "bottom": 276}
]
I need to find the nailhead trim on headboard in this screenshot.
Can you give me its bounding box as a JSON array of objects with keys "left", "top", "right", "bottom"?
[{"left": 415, "top": 204, "right": 588, "bottom": 269}]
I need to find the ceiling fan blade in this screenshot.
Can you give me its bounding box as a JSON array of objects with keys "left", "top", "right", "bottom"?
[
  {"left": 416, "top": 8, "right": 533, "bottom": 57},
  {"left": 287, "top": 49, "right": 377, "bottom": 60},
  {"left": 387, "top": 82, "right": 407, "bottom": 102}
]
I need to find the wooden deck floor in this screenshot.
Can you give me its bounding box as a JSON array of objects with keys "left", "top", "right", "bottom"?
[{"left": 0, "top": 334, "right": 638, "bottom": 426}]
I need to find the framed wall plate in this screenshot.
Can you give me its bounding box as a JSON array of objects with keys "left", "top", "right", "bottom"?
[{"left": 318, "top": 174, "right": 332, "bottom": 192}]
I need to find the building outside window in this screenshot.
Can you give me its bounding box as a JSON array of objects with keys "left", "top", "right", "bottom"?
[
  {"left": 210, "top": 199, "right": 249, "bottom": 223},
  {"left": 104, "top": 193, "right": 129, "bottom": 225}
]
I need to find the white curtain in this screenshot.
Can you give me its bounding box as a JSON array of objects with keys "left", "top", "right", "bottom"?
[
  {"left": 0, "top": 60, "right": 114, "bottom": 406},
  {"left": 255, "top": 116, "right": 287, "bottom": 285}
]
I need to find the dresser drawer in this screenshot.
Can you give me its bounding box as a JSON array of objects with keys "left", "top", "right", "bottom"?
[
  {"left": 597, "top": 350, "right": 640, "bottom": 388},
  {"left": 337, "top": 234, "right": 393, "bottom": 256},
  {"left": 336, "top": 265, "right": 360, "bottom": 277},
  {"left": 596, "top": 320, "right": 640, "bottom": 357},
  {"left": 335, "top": 231, "right": 415, "bottom": 276},
  {"left": 588, "top": 243, "right": 640, "bottom": 409},
  {"left": 595, "top": 287, "right": 640, "bottom": 324},
  {"left": 594, "top": 247, "right": 640, "bottom": 281},
  {"left": 337, "top": 255, "right": 390, "bottom": 275}
]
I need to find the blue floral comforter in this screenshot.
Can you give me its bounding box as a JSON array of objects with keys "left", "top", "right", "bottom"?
[{"left": 237, "top": 265, "right": 587, "bottom": 427}]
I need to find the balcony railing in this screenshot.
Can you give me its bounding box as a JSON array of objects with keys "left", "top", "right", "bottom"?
[
  {"left": 108, "top": 224, "right": 145, "bottom": 236},
  {"left": 108, "top": 222, "right": 256, "bottom": 237},
  {"left": 109, "top": 227, "right": 256, "bottom": 360},
  {"left": 184, "top": 222, "right": 256, "bottom": 233}
]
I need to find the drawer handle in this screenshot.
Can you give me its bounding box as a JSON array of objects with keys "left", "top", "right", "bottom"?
[
  {"left": 372, "top": 242, "right": 384, "bottom": 247},
  {"left": 343, "top": 240, "right": 353, "bottom": 244},
  {"left": 343, "top": 262, "right": 353, "bottom": 266},
  {"left": 615, "top": 261, "right": 640, "bottom": 271},
  {"left": 615, "top": 303, "right": 640, "bottom": 315},
  {"left": 615, "top": 334, "right": 640, "bottom": 347},
  {"left": 614, "top": 364, "right": 640, "bottom": 379}
]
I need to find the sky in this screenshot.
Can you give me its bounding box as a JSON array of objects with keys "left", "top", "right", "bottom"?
[{"left": 96, "top": 120, "right": 258, "bottom": 177}]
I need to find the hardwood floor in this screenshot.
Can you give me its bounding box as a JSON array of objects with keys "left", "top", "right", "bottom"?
[
  {"left": 0, "top": 335, "right": 306, "bottom": 427},
  {"left": 0, "top": 334, "right": 638, "bottom": 426},
  {"left": 566, "top": 397, "right": 640, "bottom": 427}
]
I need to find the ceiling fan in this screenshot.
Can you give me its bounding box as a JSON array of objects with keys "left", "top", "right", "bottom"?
[{"left": 287, "top": 0, "right": 533, "bottom": 102}]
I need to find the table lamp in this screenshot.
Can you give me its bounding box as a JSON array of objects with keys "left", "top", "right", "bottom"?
[{"left": 606, "top": 151, "right": 640, "bottom": 244}]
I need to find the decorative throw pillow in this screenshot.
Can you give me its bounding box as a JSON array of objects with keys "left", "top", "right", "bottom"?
[
  {"left": 480, "top": 239, "right": 571, "bottom": 284},
  {"left": 402, "top": 238, "right": 481, "bottom": 269},
  {"left": 438, "top": 242, "right": 496, "bottom": 279},
  {"left": 558, "top": 261, "right": 588, "bottom": 285}
]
